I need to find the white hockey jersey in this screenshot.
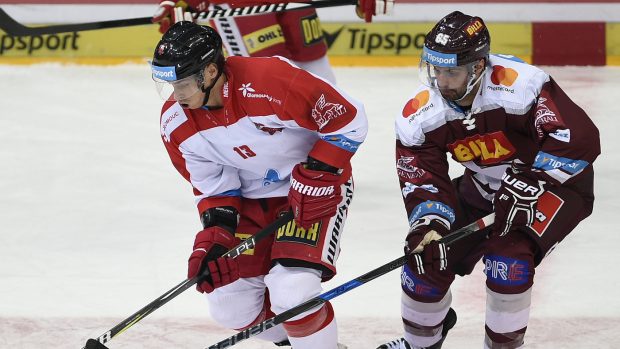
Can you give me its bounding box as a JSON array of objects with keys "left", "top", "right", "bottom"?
[{"left": 159, "top": 56, "right": 367, "bottom": 214}]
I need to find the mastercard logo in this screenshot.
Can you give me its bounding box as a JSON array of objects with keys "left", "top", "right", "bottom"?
[
  {"left": 402, "top": 90, "right": 430, "bottom": 117},
  {"left": 490, "top": 65, "right": 518, "bottom": 86}
]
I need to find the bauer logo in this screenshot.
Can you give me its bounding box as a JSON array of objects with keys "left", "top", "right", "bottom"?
[
  {"left": 422, "top": 47, "right": 457, "bottom": 67},
  {"left": 402, "top": 90, "right": 432, "bottom": 118},
  {"left": 275, "top": 220, "right": 320, "bottom": 246}
]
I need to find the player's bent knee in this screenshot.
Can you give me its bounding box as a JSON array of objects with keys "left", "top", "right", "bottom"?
[
  {"left": 265, "top": 263, "right": 323, "bottom": 318},
  {"left": 207, "top": 290, "right": 266, "bottom": 329}
]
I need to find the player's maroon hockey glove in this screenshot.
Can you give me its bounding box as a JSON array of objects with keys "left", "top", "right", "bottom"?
[
  {"left": 152, "top": 0, "right": 208, "bottom": 34},
  {"left": 288, "top": 161, "right": 344, "bottom": 229},
  {"left": 494, "top": 166, "right": 546, "bottom": 236},
  {"left": 188, "top": 226, "right": 240, "bottom": 293},
  {"left": 356, "top": 0, "right": 395, "bottom": 23},
  {"left": 405, "top": 217, "right": 450, "bottom": 275}
]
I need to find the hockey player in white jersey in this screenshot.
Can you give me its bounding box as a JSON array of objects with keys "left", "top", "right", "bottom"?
[
  {"left": 378, "top": 11, "right": 600, "bottom": 349},
  {"left": 150, "top": 21, "right": 367, "bottom": 348}
]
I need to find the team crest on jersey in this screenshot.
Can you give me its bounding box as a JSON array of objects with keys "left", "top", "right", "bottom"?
[
  {"left": 311, "top": 94, "right": 347, "bottom": 128},
  {"left": 402, "top": 90, "right": 433, "bottom": 118},
  {"left": 534, "top": 92, "right": 566, "bottom": 139},
  {"left": 396, "top": 156, "right": 429, "bottom": 181},
  {"left": 275, "top": 220, "right": 320, "bottom": 246},
  {"left": 448, "top": 131, "right": 516, "bottom": 165}
]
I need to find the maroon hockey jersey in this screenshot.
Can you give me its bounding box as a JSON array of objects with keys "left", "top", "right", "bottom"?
[{"left": 395, "top": 55, "right": 600, "bottom": 229}]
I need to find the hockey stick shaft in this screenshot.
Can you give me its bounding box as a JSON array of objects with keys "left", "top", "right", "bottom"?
[
  {"left": 0, "top": 0, "right": 356, "bottom": 37},
  {"left": 82, "top": 211, "right": 294, "bottom": 349},
  {"left": 206, "top": 213, "right": 495, "bottom": 349}
]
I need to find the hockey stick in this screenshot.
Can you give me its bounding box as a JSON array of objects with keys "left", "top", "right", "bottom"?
[
  {"left": 82, "top": 211, "right": 294, "bottom": 349},
  {"left": 206, "top": 213, "right": 495, "bottom": 349},
  {"left": 0, "top": 0, "right": 356, "bottom": 37}
]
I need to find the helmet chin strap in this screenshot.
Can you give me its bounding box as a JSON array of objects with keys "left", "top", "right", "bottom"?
[
  {"left": 454, "top": 68, "right": 485, "bottom": 102},
  {"left": 200, "top": 68, "right": 224, "bottom": 109}
]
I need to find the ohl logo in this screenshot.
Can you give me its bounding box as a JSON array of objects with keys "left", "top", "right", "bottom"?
[
  {"left": 491, "top": 65, "right": 518, "bottom": 86},
  {"left": 402, "top": 90, "right": 430, "bottom": 117}
]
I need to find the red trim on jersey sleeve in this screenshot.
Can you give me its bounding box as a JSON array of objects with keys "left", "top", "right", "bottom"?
[
  {"left": 197, "top": 196, "right": 242, "bottom": 215},
  {"left": 308, "top": 139, "right": 354, "bottom": 169}
]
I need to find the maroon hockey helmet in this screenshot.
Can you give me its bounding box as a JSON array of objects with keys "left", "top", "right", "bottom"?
[{"left": 423, "top": 11, "right": 490, "bottom": 67}]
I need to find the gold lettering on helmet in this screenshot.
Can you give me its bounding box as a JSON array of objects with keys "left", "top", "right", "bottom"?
[{"left": 466, "top": 20, "right": 483, "bottom": 37}]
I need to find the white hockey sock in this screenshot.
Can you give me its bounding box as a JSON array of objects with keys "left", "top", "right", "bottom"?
[
  {"left": 402, "top": 290, "right": 452, "bottom": 348},
  {"left": 287, "top": 316, "right": 339, "bottom": 349}
]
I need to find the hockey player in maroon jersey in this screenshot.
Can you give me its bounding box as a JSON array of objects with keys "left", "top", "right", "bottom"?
[
  {"left": 152, "top": 0, "right": 393, "bottom": 84},
  {"left": 150, "top": 21, "right": 366, "bottom": 348},
  {"left": 377, "top": 11, "right": 600, "bottom": 349}
]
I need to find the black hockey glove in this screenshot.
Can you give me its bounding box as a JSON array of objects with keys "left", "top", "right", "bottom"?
[
  {"left": 405, "top": 217, "right": 450, "bottom": 275},
  {"left": 494, "top": 166, "right": 546, "bottom": 236}
]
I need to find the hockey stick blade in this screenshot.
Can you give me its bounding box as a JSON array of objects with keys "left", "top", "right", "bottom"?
[
  {"left": 82, "top": 211, "right": 293, "bottom": 349},
  {"left": 206, "top": 213, "right": 495, "bottom": 349},
  {"left": 0, "top": 0, "right": 356, "bottom": 37}
]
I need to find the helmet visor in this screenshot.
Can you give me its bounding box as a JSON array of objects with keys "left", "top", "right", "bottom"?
[{"left": 149, "top": 61, "right": 203, "bottom": 101}]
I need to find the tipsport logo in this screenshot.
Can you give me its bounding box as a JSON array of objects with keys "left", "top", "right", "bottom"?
[
  {"left": 402, "top": 90, "right": 433, "bottom": 118},
  {"left": 487, "top": 65, "right": 518, "bottom": 93}
]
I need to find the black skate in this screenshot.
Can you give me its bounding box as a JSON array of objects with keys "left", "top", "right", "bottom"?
[{"left": 377, "top": 308, "right": 457, "bottom": 349}]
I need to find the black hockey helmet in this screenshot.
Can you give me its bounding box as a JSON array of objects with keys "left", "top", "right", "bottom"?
[
  {"left": 151, "top": 21, "right": 224, "bottom": 82},
  {"left": 422, "top": 11, "right": 490, "bottom": 67}
]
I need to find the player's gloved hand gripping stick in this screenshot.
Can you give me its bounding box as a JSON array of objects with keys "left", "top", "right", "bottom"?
[
  {"left": 82, "top": 212, "right": 293, "bottom": 349},
  {"left": 205, "top": 213, "right": 495, "bottom": 349}
]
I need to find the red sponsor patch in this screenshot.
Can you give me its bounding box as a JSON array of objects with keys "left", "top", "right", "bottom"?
[
  {"left": 530, "top": 191, "right": 565, "bottom": 237},
  {"left": 490, "top": 65, "right": 518, "bottom": 86},
  {"left": 448, "top": 131, "right": 516, "bottom": 165},
  {"left": 402, "top": 90, "right": 430, "bottom": 117}
]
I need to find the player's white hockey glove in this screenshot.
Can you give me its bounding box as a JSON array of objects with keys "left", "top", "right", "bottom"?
[{"left": 493, "top": 165, "right": 546, "bottom": 236}]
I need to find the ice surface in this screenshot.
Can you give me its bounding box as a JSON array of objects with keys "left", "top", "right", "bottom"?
[{"left": 0, "top": 63, "right": 618, "bottom": 348}]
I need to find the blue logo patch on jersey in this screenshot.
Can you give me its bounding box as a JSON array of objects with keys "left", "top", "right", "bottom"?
[
  {"left": 409, "top": 201, "right": 455, "bottom": 226},
  {"left": 483, "top": 255, "right": 530, "bottom": 286},
  {"left": 263, "top": 169, "right": 281, "bottom": 187},
  {"left": 401, "top": 264, "right": 442, "bottom": 297},
  {"left": 533, "top": 151, "right": 589, "bottom": 175},
  {"left": 321, "top": 134, "right": 361, "bottom": 153}
]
